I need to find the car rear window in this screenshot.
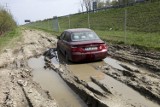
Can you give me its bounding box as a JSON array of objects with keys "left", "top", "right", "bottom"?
[{"left": 71, "top": 31, "right": 100, "bottom": 41}]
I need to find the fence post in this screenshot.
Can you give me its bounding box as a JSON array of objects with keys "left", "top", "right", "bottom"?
[
  {"left": 48, "top": 19, "right": 49, "bottom": 30},
  {"left": 53, "top": 16, "right": 59, "bottom": 32},
  {"left": 124, "top": 9, "right": 127, "bottom": 44},
  {"left": 88, "top": 12, "right": 90, "bottom": 29},
  {"left": 68, "top": 15, "right": 71, "bottom": 29}
]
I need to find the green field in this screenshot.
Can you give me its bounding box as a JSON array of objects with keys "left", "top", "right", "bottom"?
[{"left": 25, "top": 1, "right": 160, "bottom": 51}]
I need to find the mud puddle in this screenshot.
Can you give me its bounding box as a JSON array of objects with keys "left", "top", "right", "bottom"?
[
  {"left": 103, "top": 57, "right": 160, "bottom": 106},
  {"left": 104, "top": 57, "right": 153, "bottom": 74},
  {"left": 68, "top": 63, "right": 105, "bottom": 82},
  {"left": 28, "top": 56, "right": 87, "bottom": 107},
  {"left": 63, "top": 56, "right": 159, "bottom": 106},
  {"left": 104, "top": 57, "right": 126, "bottom": 71}
]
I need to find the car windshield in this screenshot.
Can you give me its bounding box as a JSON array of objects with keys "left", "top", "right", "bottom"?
[{"left": 71, "top": 31, "right": 100, "bottom": 41}]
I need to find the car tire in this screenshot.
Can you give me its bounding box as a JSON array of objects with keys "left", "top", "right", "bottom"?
[{"left": 56, "top": 44, "right": 60, "bottom": 51}]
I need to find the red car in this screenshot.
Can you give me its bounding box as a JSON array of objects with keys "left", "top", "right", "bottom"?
[{"left": 57, "top": 28, "right": 108, "bottom": 62}]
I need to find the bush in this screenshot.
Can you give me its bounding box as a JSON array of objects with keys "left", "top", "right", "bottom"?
[{"left": 0, "top": 6, "right": 17, "bottom": 36}]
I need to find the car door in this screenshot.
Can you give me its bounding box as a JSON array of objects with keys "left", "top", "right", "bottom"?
[
  {"left": 61, "top": 32, "right": 71, "bottom": 55},
  {"left": 57, "top": 32, "right": 65, "bottom": 53}
]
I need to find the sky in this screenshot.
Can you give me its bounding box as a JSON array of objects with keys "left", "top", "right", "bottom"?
[{"left": 0, "top": 0, "right": 82, "bottom": 25}]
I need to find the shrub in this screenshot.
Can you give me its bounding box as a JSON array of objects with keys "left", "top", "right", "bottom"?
[{"left": 0, "top": 6, "right": 17, "bottom": 36}]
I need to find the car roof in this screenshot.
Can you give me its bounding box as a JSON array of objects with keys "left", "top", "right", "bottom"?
[{"left": 64, "top": 28, "right": 93, "bottom": 33}]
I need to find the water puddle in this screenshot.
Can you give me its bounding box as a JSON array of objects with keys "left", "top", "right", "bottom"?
[
  {"left": 28, "top": 56, "right": 87, "bottom": 107},
  {"left": 68, "top": 63, "right": 105, "bottom": 82},
  {"left": 100, "top": 75, "right": 160, "bottom": 107},
  {"left": 104, "top": 57, "right": 155, "bottom": 75}
]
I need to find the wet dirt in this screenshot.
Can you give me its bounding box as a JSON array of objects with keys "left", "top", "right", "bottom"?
[
  {"left": 109, "top": 44, "right": 160, "bottom": 72},
  {"left": 103, "top": 57, "right": 160, "bottom": 105},
  {"left": 28, "top": 56, "right": 87, "bottom": 107},
  {"left": 100, "top": 75, "right": 159, "bottom": 107}
]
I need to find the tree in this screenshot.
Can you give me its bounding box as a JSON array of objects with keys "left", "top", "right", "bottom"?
[
  {"left": 111, "top": 0, "right": 119, "bottom": 6},
  {"left": 105, "top": 0, "right": 111, "bottom": 7},
  {"left": 97, "top": 1, "right": 105, "bottom": 8},
  {"left": 80, "top": 0, "right": 84, "bottom": 12},
  {"left": 83, "top": 0, "right": 92, "bottom": 12}
]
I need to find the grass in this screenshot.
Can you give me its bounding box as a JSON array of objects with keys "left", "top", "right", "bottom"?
[
  {"left": 0, "top": 27, "right": 21, "bottom": 52},
  {"left": 95, "top": 30, "right": 160, "bottom": 50},
  {"left": 25, "top": 1, "right": 160, "bottom": 51}
]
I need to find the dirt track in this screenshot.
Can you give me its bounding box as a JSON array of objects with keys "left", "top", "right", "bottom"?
[{"left": 0, "top": 29, "right": 160, "bottom": 107}]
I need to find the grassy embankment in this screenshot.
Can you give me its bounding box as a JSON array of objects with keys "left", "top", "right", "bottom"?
[
  {"left": 26, "top": 1, "right": 160, "bottom": 51},
  {"left": 0, "top": 6, "right": 19, "bottom": 52}
]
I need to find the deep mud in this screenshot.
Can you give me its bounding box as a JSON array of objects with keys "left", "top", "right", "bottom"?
[{"left": 0, "top": 29, "right": 160, "bottom": 107}]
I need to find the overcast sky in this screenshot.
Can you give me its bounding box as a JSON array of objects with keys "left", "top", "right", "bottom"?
[{"left": 0, "top": 0, "right": 81, "bottom": 25}]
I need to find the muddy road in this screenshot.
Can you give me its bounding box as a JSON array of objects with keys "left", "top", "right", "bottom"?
[{"left": 0, "top": 29, "right": 160, "bottom": 107}]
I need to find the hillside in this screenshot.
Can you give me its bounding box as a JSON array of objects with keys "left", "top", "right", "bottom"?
[
  {"left": 26, "top": 1, "right": 160, "bottom": 50},
  {"left": 57, "top": 1, "right": 160, "bottom": 32}
]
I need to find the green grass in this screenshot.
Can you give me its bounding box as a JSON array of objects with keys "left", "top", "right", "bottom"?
[
  {"left": 25, "top": 1, "right": 160, "bottom": 51},
  {"left": 0, "top": 28, "right": 21, "bottom": 52},
  {"left": 95, "top": 30, "right": 160, "bottom": 50}
]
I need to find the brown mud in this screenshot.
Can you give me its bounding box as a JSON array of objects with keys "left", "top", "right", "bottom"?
[{"left": 109, "top": 44, "right": 160, "bottom": 73}]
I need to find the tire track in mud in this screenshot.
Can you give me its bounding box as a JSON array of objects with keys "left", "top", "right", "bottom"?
[
  {"left": 102, "top": 57, "right": 160, "bottom": 105},
  {"left": 45, "top": 50, "right": 160, "bottom": 107}
]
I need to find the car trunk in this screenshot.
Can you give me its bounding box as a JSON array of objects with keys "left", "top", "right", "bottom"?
[{"left": 70, "top": 40, "right": 106, "bottom": 52}]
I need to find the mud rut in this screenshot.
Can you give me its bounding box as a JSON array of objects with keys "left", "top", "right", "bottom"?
[{"left": 0, "top": 29, "right": 159, "bottom": 107}]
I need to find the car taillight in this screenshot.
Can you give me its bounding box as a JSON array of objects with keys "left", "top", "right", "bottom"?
[
  {"left": 99, "top": 44, "right": 107, "bottom": 50},
  {"left": 71, "top": 46, "right": 83, "bottom": 52}
]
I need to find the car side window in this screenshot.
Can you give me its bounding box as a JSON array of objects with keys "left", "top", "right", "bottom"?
[
  {"left": 63, "top": 32, "right": 71, "bottom": 42},
  {"left": 60, "top": 32, "right": 65, "bottom": 40}
]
